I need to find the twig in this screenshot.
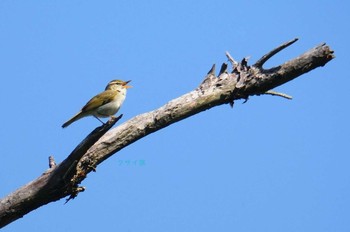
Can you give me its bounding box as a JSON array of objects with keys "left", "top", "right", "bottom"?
[
  {"left": 65, "top": 187, "right": 86, "bottom": 204},
  {"left": 225, "top": 51, "right": 238, "bottom": 69},
  {"left": 207, "top": 64, "right": 216, "bottom": 75},
  {"left": 48, "top": 156, "right": 56, "bottom": 168},
  {"left": 254, "top": 38, "right": 299, "bottom": 68},
  {"left": 218, "top": 63, "right": 228, "bottom": 76},
  {"left": 264, "top": 90, "right": 292, "bottom": 100}
]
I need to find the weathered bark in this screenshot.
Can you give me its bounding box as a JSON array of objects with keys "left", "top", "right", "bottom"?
[{"left": 0, "top": 39, "right": 334, "bottom": 228}]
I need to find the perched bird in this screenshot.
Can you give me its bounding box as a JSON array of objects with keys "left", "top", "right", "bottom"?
[{"left": 62, "top": 80, "right": 132, "bottom": 128}]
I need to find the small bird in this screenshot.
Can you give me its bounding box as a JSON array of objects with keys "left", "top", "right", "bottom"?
[{"left": 62, "top": 80, "right": 132, "bottom": 128}]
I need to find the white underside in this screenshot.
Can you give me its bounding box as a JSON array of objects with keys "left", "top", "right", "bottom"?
[{"left": 94, "top": 91, "right": 126, "bottom": 117}]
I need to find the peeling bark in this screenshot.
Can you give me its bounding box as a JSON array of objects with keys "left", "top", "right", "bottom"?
[{"left": 0, "top": 39, "right": 335, "bottom": 228}]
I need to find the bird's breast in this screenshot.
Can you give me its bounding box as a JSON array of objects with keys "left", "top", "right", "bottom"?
[{"left": 95, "top": 92, "right": 126, "bottom": 117}]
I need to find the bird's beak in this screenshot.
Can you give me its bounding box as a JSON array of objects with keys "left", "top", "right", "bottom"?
[{"left": 123, "top": 80, "right": 132, "bottom": 89}]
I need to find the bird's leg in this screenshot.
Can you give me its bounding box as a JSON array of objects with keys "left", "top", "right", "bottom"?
[{"left": 93, "top": 116, "right": 105, "bottom": 125}]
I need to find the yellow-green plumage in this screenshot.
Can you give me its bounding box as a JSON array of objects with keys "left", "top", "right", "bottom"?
[{"left": 62, "top": 80, "right": 131, "bottom": 128}]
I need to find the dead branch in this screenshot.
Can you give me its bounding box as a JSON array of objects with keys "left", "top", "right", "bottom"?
[{"left": 0, "top": 39, "right": 334, "bottom": 228}]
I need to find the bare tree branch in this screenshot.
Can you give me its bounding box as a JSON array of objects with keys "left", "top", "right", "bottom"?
[
  {"left": 254, "top": 38, "right": 299, "bottom": 68},
  {"left": 0, "top": 116, "right": 122, "bottom": 227},
  {"left": 0, "top": 39, "right": 335, "bottom": 228}
]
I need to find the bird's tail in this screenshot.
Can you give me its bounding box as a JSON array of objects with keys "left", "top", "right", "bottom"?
[{"left": 62, "top": 111, "right": 85, "bottom": 128}]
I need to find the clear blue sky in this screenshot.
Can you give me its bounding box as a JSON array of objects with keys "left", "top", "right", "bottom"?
[{"left": 0, "top": 1, "right": 348, "bottom": 231}]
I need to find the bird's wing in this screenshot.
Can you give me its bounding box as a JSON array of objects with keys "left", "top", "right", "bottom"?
[{"left": 82, "top": 90, "right": 116, "bottom": 112}]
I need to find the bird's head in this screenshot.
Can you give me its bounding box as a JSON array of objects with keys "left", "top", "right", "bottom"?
[{"left": 105, "top": 80, "right": 132, "bottom": 91}]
